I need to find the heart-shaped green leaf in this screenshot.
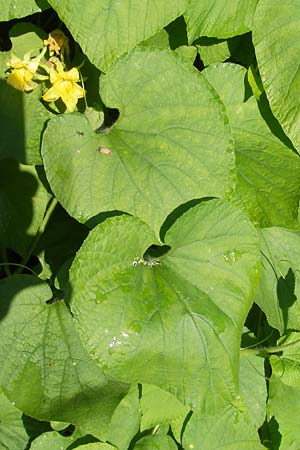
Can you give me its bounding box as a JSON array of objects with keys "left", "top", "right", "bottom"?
[
  {"left": 42, "top": 49, "right": 235, "bottom": 235},
  {"left": 69, "top": 199, "right": 260, "bottom": 411}
]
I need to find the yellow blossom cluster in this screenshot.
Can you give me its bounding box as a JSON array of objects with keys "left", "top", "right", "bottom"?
[{"left": 6, "top": 30, "right": 85, "bottom": 113}]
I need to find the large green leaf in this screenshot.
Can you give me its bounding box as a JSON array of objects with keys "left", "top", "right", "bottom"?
[
  {"left": 0, "top": 389, "right": 30, "bottom": 450},
  {"left": 253, "top": 0, "right": 300, "bottom": 151},
  {"left": 69, "top": 199, "right": 260, "bottom": 411},
  {"left": 185, "top": 0, "right": 258, "bottom": 42},
  {"left": 47, "top": 0, "right": 188, "bottom": 72},
  {"left": 204, "top": 62, "right": 300, "bottom": 228},
  {"left": 255, "top": 228, "right": 300, "bottom": 335},
  {"left": 0, "top": 25, "right": 52, "bottom": 165},
  {"left": 268, "top": 333, "right": 300, "bottom": 449},
  {"left": 0, "top": 160, "right": 49, "bottom": 257},
  {"left": 42, "top": 49, "right": 235, "bottom": 235},
  {"left": 0, "top": 0, "right": 49, "bottom": 21},
  {"left": 0, "top": 275, "right": 129, "bottom": 440}
]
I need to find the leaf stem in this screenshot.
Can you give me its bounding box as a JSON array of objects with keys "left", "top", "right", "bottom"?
[
  {"left": 241, "top": 339, "right": 300, "bottom": 356},
  {"left": 16, "top": 196, "right": 58, "bottom": 274},
  {"left": 0, "top": 262, "right": 38, "bottom": 276}
]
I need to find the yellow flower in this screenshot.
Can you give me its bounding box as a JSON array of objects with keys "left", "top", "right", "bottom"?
[
  {"left": 42, "top": 60, "right": 85, "bottom": 112},
  {"left": 6, "top": 54, "right": 40, "bottom": 92},
  {"left": 6, "top": 48, "right": 47, "bottom": 92}
]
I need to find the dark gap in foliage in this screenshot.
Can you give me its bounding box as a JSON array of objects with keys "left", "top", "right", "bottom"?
[
  {"left": 138, "top": 383, "right": 143, "bottom": 399},
  {"left": 22, "top": 414, "right": 52, "bottom": 450},
  {"left": 143, "top": 244, "right": 171, "bottom": 260},
  {"left": 160, "top": 197, "right": 213, "bottom": 242},
  {"left": 165, "top": 15, "right": 188, "bottom": 50},
  {"left": 277, "top": 268, "right": 297, "bottom": 334},
  {"left": 58, "top": 423, "right": 75, "bottom": 436},
  {"left": 96, "top": 108, "right": 120, "bottom": 134},
  {"left": 227, "top": 32, "right": 256, "bottom": 68},
  {"left": 259, "top": 415, "right": 281, "bottom": 450},
  {"left": 0, "top": 248, "right": 40, "bottom": 277},
  {"left": 67, "top": 434, "right": 100, "bottom": 449},
  {"left": 193, "top": 52, "right": 204, "bottom": 72},
  {"left": 243, "top": 73, "right": 253, "bottom": 102},
  {"left": 45, "top": 283, "right": 64, "bottom": 305},
  {"left": 244, "top": 302, "right": 279, "bottom": 347},
  {"left": 258, "top": 93, "right": 296, "bottom": 152},
  {"left": 180, "top": 410, "right": 193, "bottom": 442}
]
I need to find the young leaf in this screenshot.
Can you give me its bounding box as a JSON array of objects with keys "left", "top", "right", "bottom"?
[
  {"left": 0, "top": 275, "right": 129, "bottom": 440},
  {"left": 253, "top": 0, "right": 300, "bottom": 151},
  {"left": 204, "top": 62, "right": 300, "bottom": 228},
  {"left": 42, "top": 48, "right": 235, "bottom": 236},
  {"left": 47, "top": 0, "right": 189, "bottom": 72},
  {"left": 69, "top": 200, "right": 260, "bottom": 411}
]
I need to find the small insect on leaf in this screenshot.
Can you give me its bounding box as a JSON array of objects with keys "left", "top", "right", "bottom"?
[{"left": 98, "top": 147, "right": 112, "bottom": 156}]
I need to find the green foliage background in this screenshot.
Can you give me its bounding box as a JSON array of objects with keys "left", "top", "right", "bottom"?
[{"left": 0, "top": 0, "right": 300, "bottom": 448}]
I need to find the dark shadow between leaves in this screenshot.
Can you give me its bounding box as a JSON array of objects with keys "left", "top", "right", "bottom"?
[
  {"left": 96, "top": 107, "right": 120, "bottom": 134},
  {"left": 22, "top": 413, "right": 51, "bottom": 450},
  {"left": 259, "top": 416, "right": 281, "bottom": 450},
  {"left": 258, "top": 93, "right": 295, "bottom": 151},
  {"left": 277, "top": 268, "right": 297, "bottom": 334},
  {"left": 160, "top": 197, "right": 214, "bottom": 242}
]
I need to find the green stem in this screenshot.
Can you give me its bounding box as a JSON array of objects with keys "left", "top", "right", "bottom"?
[
  {"left": 241, "top": 339, "right": 300, "bottom": 356},
  {"left": 16, "top": 196, "right": 58, "bottom": 274},
  {"left": 0, "top": 262, "right": 38, "bottom": 276}
]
